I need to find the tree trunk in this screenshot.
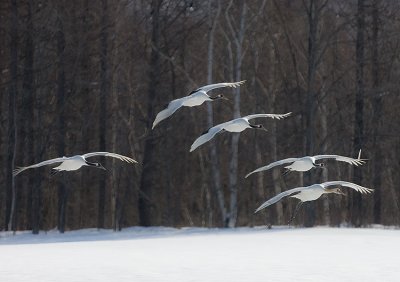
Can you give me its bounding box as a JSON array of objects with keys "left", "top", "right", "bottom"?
[
  {"left": 352, "top": 0, "right": 365, "bottom": 227},
  {"left": 320, "top": 89, "right": 330, "bottom": 225},
  {"left": 6, "top": 0, "right": 18, "bottom": 232},
  {"left": 371, "top": 0, "right": 382, "bottom": 224},
  {"left": 206, "top": 0, "right": 223, "bottom": 227},
  {"left": 138, "top": 0, "right": 162, "bottom": 226},
  {"left": 79, "top": 0, "right": 90, "bottom": 229},
  {"left": 22, "top": 0, "right": 39, "bottom": 234},
  {"left": 225, "top": 0, "right": 247, "bottom": 228},
  {"left": 56, "top": 11, "right": 67, "bottom": 233},
  {"left": 249, "top": 44, "right": 261, "bottom": 227},
  {"left": 110, "top": 43, "right": 119, "bottom": 231},
  {"left": 256, "top": 76, "right": 284, "bottom": 224},
  {"left": 268, "top": 42, "right": 284, "bottom": 225},
  {"left": 98, "top": 0, "right": 109, "bottom": 229},
  {"left": 304, "top": 0, "right": 319, "bottom": 227}
]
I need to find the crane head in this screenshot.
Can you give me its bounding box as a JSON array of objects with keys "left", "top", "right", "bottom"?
[
  {"left": 211, "top": 94, "right": 229, "bottom": 101},
  {"left": 95, "top": 163, "right": 107, "bottom": 171},
  {"left": 331, "top": 187, "right": 346, "bottom": 196},
  {"left": 251, "top": 124, "right": 268, "bottom": 132}
]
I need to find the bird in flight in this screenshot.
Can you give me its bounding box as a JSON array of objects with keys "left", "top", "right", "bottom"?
[
  {"left": 245, "top": 152, "right": 366, "bottom": 178},
  {"left": 13, "top": 152, "right": 137, "bottom": 176},
  {"left": 190, "top": 113, "right": 291, "bottom": 152},
  {"left": 152, "top": 81, "right": 246, "bottom": 129},
  {"left": 254, "top": 181, "right": 373, "bottom": 224}
]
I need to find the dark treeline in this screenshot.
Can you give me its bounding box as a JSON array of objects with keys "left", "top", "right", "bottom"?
[{"left": 1, "top": 0, "right": 400, "bottom": 233}]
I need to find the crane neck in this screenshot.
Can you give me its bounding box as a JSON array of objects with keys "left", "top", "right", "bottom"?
[{"left": 85, "top": 161, "right": 97, "bottom": 167}]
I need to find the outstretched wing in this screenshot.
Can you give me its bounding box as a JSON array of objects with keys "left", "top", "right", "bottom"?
[
  {"left": 152, "top": 98, "right": 186, "bottom": 129},
  {"left": 244, "top": 112, "right": 292, "bottom": 121},
  {"left": 82, "top": 152, "right": 137, "bottom": 164},
  {"left": 190, "top": 122, "right": 230, "bottom": 152},
  {"left": 245, "top": 158, "right": 299, "bottom": 178},
  {"left": 255, "top": 186, "right": 306, "bottom": 213},
  {"left": 313, "top": 155, "right": 366, "bottom": 166},
  {"left": 195, "top": 80, "right": 246, "bottom": 93},
  {"left": 322, "top": 181, "right": 373, "bottom": 194},
  {"left": 13, "top": 157, "right": 69, "bottom": 176}
]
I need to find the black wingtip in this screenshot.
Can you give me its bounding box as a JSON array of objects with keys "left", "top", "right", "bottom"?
[
  {"left": 201, "top": 127, "right": 211, "bottom": 135},
  {"left": 189, "top": 88, "right": 200, "bottom": 95}
]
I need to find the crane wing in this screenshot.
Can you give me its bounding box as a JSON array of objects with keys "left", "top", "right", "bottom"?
[
  {"left": 13, "top": 157, "right": 69, "bottom": 176},
  {"left": 243, "top": 112, "right": 291, "bottom": 121},
  {"left": 190, "top": 122, "right": 229, "bottom": 152},
  {"left": 196, "top": 80, "right": 246, "bottom": 93},
  {"left": 152, "top": 98, "right": 186, "bottom": 129},
  {"left": 321, "top": 181, "right": 373, "bottom": 194},
  {"left": 82, "top": 152, "right": 137, "bottom": 163},
  {"left": 245, "top": 158, "right": 299, "bottom": 178},
  {"left": 313, "top": 155, "right": 366, "bottom": 166},
  {"left": 255, "top": 187, "right": 306, "bottom": 213}
]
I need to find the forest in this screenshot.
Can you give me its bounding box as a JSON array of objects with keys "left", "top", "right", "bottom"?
[{"left": 1, "top": 0, "right": 400, "bottom": 233}]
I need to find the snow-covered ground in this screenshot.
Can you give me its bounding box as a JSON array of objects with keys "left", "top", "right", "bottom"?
[{"left": 1, "top": 226, "right": 399, "bottom": 282}]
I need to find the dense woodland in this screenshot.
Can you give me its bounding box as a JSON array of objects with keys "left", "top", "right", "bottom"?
[{"left": 1, "top": 0, "right": 400, "bottom": 233}]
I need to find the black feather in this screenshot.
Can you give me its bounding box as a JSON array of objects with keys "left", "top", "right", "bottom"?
[
  {"left": 201, "top": 127, "right": 211, "bottom": 135},
  {"left": 189, "top": 88, "right": 200, "bottom": 95}
]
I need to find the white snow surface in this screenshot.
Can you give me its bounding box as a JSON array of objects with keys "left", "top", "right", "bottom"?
[{"left": 1, "top": 226, "right": 399, "bottom": 282}]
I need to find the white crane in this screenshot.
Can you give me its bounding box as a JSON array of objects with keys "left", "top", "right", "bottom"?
[
  {"left": 13, "top": 152, "right": 137, "bottom": 176},
  {"left": 254, "top": 181, "right": 373, "bottom": 223},
  {"left": 152, "top": 81, "right": 246, "bottom": 129},
  {"left": 190, "top": 113, "right": 291, "bottom": 152},
  {"left": 245, "top": 151, "right": 366, "bottom": 178}
]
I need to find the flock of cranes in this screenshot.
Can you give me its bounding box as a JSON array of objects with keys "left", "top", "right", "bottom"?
[{"left": 13, "top": 80, "right": 374, "bottom": 225}]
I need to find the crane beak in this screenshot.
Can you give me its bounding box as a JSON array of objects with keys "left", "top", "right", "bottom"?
[
  {"left": 211, "top": 94, "right": 229, "bottom": 101},
  {"left": 99, "top": 164, "right": 107, "bottom": 171},
  {"left": 221, "top": 96, "right": 232, "bottom": 105},
  {"left": 217, "top": 95, "right": 231, "bottom": 103}
]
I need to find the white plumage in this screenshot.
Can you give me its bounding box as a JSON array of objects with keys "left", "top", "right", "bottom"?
[
  {"left": 152, "top": 81, "right": 246, "bottom": 129},
  {"left": 190, "top": 113, "right": 291, "bottom": 152},
  {"left": 245, "top": 153, "right": 366, "bottom": 178},
  {"left": 13, "top": 152, "right": 137, "bottom": 176},
  {"left": 254, "top": 181, "right": 373, "bottom": 213}
]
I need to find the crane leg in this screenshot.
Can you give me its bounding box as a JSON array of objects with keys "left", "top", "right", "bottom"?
[
  {"left": 288, "top": 201, "right": 303, "bottom": 226},
  {"left": 50, "top": 169, "right": 61, "bottom": 177},
  {"left": 262, "top": 215, "right": 272, "bottom": 229}
]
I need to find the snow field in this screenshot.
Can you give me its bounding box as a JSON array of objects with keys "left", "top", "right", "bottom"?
[{"left": 1, "top": 226, "right": 399, "bottom": 282}]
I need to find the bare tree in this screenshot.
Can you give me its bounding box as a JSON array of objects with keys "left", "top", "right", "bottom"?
[
  {"left": 263, "top": 17, "right": 285, "bottom": 224},
  {"left": 371, "top": 0, "right": 382, "bottom": 224},
  {"left": 223, "top": 0, "right": 266, "bottom": 227},
  {"left": 55, "top": 3, "right": 67, "bottom": 233},
  {"left": 139, "top": 0, "right": 163, "bottom": 226},
  {"left": 303, "top": 0, "right": 325, "bottom": 228},
  {"left": 223, "top": 0, "right": 247, "bottom": 227},
  {"left": 352, "top": 0, "right": 365, "bottom": 227},
  {"left": 206, "top": 0, "right": 223, "bottom": 227},
  {"left": 97, "top": 0, "right": 110, "bottom": 229},
  {"left": 319, "top": 83, "right": 330, "bottom": 225},
  {"left": 6, "top": 0, "right": 19, "bottom": 232},
  {"left": 22, "top": 0, "right": 40, "bottom": 234}
]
